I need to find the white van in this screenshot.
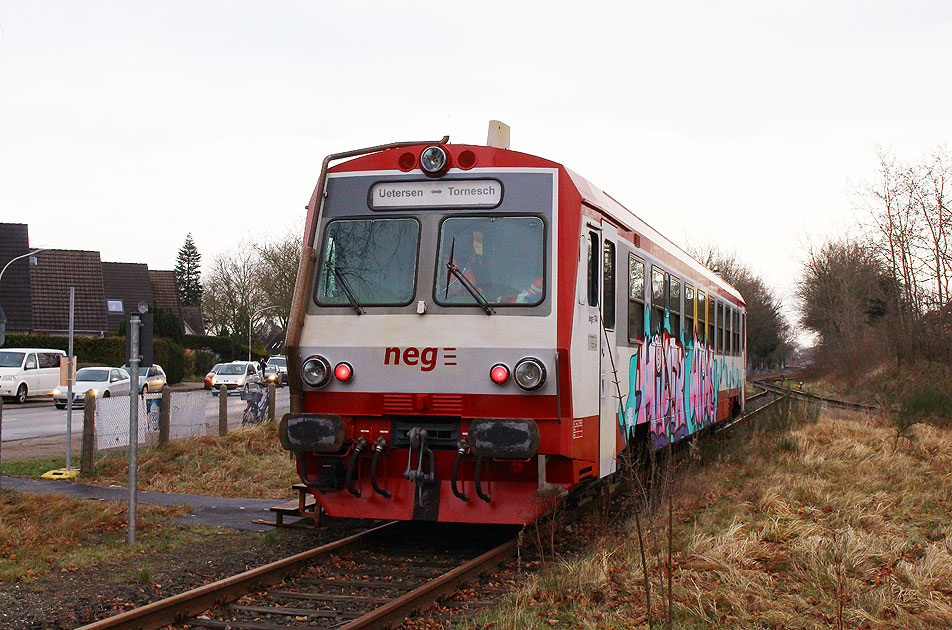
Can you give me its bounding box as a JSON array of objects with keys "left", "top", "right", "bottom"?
[{"left": 0, "top": 348, "right": 67, "bottom": 403}]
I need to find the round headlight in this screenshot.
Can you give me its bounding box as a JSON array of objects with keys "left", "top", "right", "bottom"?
[
  {"left": 513, "top": 357, "right": 546, "bottom": 391},
  {"left": 302, "top": 356, "right": 331, "bottom": 388},
  {"left": 420, "top": 145, "right": 448, "bottom": 175}
]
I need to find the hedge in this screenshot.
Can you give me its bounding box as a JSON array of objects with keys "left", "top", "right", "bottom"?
[
  {"left": 2, "top": 334, "right": 125, "bottom": 366},
  {"left": 1, "top": 333, "right": 184, "bottom": 384},
  {"left": 183, "top": 334, "right": 236, "bottom": 361}
]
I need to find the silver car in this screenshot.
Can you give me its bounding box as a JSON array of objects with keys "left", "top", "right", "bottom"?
[
  {"left": 121, "top": 364, "right": 168, "bottom": 393},
  {"left": 53, "top": 367, "right": 131, "bottom": 409}
]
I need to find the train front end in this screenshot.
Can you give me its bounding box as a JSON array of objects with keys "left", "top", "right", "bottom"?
[{"left": 281, "top": 143, "right": 577, "bottom": 525}]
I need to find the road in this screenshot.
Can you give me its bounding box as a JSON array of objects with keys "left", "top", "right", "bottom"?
[{"left": 0, "top": 388, "right": 290, "bottom": 442}]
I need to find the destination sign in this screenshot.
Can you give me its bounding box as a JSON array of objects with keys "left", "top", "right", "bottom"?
[{"left": 370, "top": 180, "right": 502, "bottom": 209}]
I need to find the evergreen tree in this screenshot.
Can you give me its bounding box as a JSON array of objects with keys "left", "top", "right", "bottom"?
[{"left": 175, "top": 233, "right": 203, "bottom": 306}]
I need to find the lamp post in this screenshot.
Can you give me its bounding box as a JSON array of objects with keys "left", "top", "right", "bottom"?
[{"left": 249, "top": 305, "right": 280, "bottom": 362}]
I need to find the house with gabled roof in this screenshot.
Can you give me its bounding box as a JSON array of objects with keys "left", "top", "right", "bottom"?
[{"left": 0, "top": 223, "right": 203, "bottom": 338}]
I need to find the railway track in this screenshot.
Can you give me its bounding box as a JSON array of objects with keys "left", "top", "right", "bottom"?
[
  {"left": 78, "top": 382, "right": 867, "bottom": 630},
  {"left": 753, "top": 379, "right": 878, "bottom": 412},
  {"left": 78, "top": 521, "right": 519, "bottom": 630}
]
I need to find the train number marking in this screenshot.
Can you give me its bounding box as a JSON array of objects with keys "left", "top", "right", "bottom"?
[
  {"left": 383, "top": 347, "right": 457, "bottom": 371},
  {"left": 572, "top": 418, "right": 583, "bottom": 439}
]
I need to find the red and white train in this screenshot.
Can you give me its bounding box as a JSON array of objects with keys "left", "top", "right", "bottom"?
[{"left": 281, "top": 128, "right": 746, "bottom": 525}]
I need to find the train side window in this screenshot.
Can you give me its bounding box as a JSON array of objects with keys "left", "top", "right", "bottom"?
[
  {"left": 628, "top": 253, "right": 645, "bottom": 341},
  {"left": 733, "top": 309, "right": 739, "bottom": 356},
  {"left": 587, "top": 232, "right": 598, "bottom": 308},
  {"left": 603, "top": 240, "right": 615, "bottom": 330},
  {"left": 669, "top": 277, "right": 681, "bottom": 340},
  {"left": 741, "top": 313, "right": 746, "bottom": 356},
  {"left": 727, "top": 307, "right": 734, "bottom": 355},
  {"left": 684, "top": 284, "right": 695, "bottom": 344},
  {"left": 697, "top": 290, "right": 706, "bottom": 345},
  {"left": 650, "top": 266, "right": 665, "bottom": 336},
  {"left": 736, "top": 310, "right": 741, "bottom": 356},
  {"left": 717, "top": 301, "right": 725, "bottom": 354}
]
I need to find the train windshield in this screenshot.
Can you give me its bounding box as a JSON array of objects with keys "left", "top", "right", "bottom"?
[
  {"left": 315, "top": 218, "right": 420, "bottom": 306},
  {"left": 435, "top": 216, "right": 545, "bottom": 306}
]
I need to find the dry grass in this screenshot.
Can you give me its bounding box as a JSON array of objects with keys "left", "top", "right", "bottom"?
[
  {"left": 468, "top": 404, "right": 952, "bottom": 629},
  {"left": 89, "top": 422, "right": 298, "bottom": 499},
  {"left": 0, "top": 489, "right": 192, "bottom": 582}
]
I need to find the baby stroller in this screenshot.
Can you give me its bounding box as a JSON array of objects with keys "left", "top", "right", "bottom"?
[{"left": 240, "top": 383, "right": 269, "bottom": 426}]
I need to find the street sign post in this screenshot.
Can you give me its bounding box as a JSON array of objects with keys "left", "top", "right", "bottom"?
[{"left": 127, "top": 312, "right": 141, "bottom": 545}]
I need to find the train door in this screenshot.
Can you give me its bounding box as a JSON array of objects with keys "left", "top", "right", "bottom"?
[
  {"left": 598, "top": 225, "right": 620, "bottom": 477},
  {"left": 571, "top": 226, "right": 601, "bottom": 452}
]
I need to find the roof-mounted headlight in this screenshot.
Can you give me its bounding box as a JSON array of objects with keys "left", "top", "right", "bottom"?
[
  {"left": 513, "top": 357, "right": 546, "bottom": 391},
  {"left": 302, "top": 356, "right": 331, "bottom": 388},
  {"left": 420, "top": 145, "right": 448, "bottom": 176}
]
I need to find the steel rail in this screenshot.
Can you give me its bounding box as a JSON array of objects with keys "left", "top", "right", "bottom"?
[
  {"left": 756, "top": 381, "right": 877, "bottom": 412},
  {"left": 715, "top": 388, "right": 788, "bottom": 433},
  {"left": 76, "top": 522, "right": 400, "bottom": 630},
  {"left": 337, "top": 538, "right": 518, "bottom": 630}
]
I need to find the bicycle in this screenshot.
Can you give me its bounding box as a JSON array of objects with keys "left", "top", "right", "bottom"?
[{"left": 240, "top": 383, "right": 270, "bottom": 426}]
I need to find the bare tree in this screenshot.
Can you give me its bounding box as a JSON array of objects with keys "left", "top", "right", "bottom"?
[
  {"left": 202, "top": 246, "right": 265, "bottom": 340},
  {"left": 254, "top": 230, "right": 302, "bottom": 332},
  {"left": 687, "top": 243, "right": 793, "bottom": 369}
]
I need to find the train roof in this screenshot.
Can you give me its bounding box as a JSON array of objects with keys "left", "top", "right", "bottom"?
[
  {"left": 564, "top": 167, "right": 746, "bottom": 306},
  {"left": 324, "top": 142, "right": 744, "bottom": 306}
]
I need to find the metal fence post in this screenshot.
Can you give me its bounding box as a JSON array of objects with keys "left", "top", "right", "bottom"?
[
  {"left": 81, "top": 393, "right": 96, "bottom": 475},
  {"left": 219, "top": 385, "right": 228, "bottom": 436},
  {"left": 268, "top": 382, "right": 276, "bottom": 422},
  {"left": 159, "top": 388, "right": 171, "bottom": 445}
]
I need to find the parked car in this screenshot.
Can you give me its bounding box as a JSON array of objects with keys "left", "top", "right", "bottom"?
[
  {"left": 210, "top": 361, "right": 261, "bottom": 395},
  {"left": 204, "top": 363, "right": 225, "bottom": 390},
  {"left": 120, "top": 364, "right": 168, "bottom": 393},
  {"left": 267, "top": 355, "right": 287, "bottom": 385},
  {"left": 53, "top": 367, "right": 131, "bottom": 409},
  {"left": 0, "top": 348, "right": 66, "bottom": 404}
]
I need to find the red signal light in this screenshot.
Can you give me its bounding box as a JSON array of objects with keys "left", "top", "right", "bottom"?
[
  {"left": 334, "top": 362, "right": 353, "bottom": 382},
  {"left": 490, "top": 364, "right": 510, "bottom": 384},
  {"left": 397, "top": 151, "right": 416, "bottom": 171}
]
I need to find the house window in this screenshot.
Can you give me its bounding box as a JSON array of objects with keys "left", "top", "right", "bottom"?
[{"left": 107, "top": 300, "right": 124, "bottom": 313}]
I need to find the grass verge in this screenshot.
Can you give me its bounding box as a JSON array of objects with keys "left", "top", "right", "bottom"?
[
  {"left": 0, "top": 489, "right": 193, "bottom": 582},
  {"left": 467, "top": 399, "right": 952, "bottom": 629},
  {"left": 2, "top": 422, "right": 297, "bottom": 499}
]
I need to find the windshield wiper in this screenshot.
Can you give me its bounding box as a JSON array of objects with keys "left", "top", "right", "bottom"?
[
  {"left": 330, "top": 264, "right": 364, "bottom": 315},
  {"left": 446, "top": 260, "right": 495, "bottom": 315}
]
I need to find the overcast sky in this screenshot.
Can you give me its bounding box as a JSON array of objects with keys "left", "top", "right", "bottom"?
[{"left": 2, "top": 1, "right": 951, "bottom": 337}]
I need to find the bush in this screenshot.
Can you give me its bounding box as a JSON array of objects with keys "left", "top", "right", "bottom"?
[
  {"left": 153, "top": 339, "right": 185, "bottom": 385},
  {"left": 899, "top": 384, "right": 952, "bottom": 426},
  {"left": 193, "top": 350, "right": 217, "bottom": 375},
  {"left": 183, "top": 334, "right": 235, "bottom": 361}
]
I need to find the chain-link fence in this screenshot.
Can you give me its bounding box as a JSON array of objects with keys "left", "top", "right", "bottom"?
[{"left": 90, "top": 386, "right": 290, "bottom": 454}]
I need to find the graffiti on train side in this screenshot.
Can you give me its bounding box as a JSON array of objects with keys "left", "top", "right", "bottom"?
[{"left": 618, "top": 308, "right": 742, "bottom": 448}]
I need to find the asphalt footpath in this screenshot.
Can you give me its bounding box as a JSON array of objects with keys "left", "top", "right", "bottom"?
[{"left": 0, "top": 475, "right": 279, "bottom": 532}]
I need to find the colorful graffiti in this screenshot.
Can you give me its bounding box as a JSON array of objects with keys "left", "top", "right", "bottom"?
[{"left": 617, "top": 305, "right": 742, "bottom": 448}]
